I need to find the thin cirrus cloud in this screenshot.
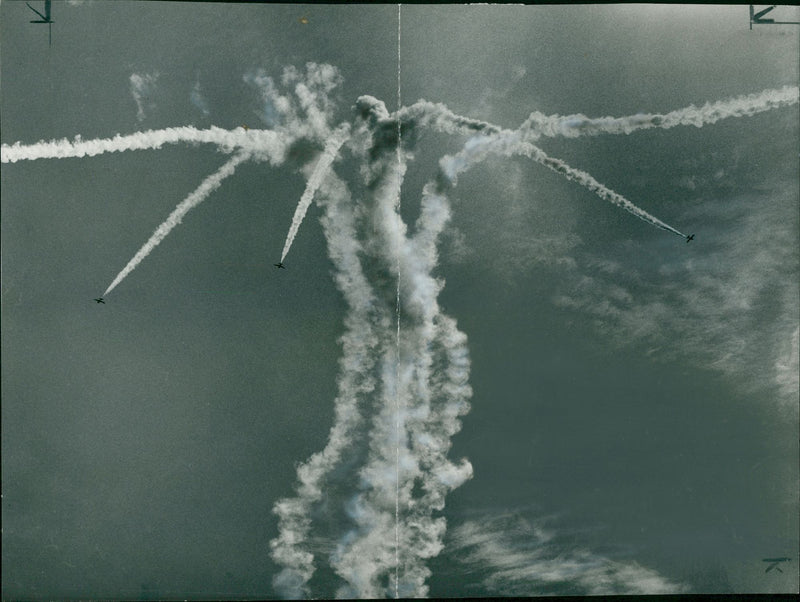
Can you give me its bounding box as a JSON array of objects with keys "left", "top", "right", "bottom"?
[
  {"left": 190, "top": 78, "right": 211, "bottom": 118},
  {"left": 129, "top": 72, "right": 159, "bottom": 122},
  {"left": 551, "top": 185, "right": 798, "bottom": 412},
  {"left": 448, "top": 512, "right": 689, "bottom": 596}
]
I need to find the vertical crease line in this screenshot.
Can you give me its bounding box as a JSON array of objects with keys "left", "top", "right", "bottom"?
[{"left": 394, "top": 3, "right": 402, "bottom": 599}]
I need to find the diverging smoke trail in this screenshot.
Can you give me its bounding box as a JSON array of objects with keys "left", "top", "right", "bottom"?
[
  {"left": 520, "top": 85, "right": 800, "bottom": 140},
  {"left": 331, "top": 184, "right": 472, "bottom": 598},
  {"left": 1, "top": 126, "right": 286, "bottom": 164},
  {"left": 103, "top": 152, "right": 250, "bottom": 296},
  {"left": 270, "top": 100, "right": 473, "bottom": 599},
  {"left": 328, "top": 113, "right": 472, "bottom": 597},
  {"left": 441, "top": 133, "right": 686, "bottom": 238},
  {"left": 391, "top": 86, "right": 799, "bottom": 145},
  {"left": 279, "top": 124, "right": 351, "bottom": 264}
]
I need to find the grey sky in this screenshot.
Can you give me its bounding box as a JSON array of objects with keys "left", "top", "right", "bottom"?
[{"left": 2, "top": 2, "right": 798, "bottom": 598}]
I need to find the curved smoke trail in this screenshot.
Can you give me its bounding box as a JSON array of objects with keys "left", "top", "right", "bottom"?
[
  {"left": 392, "top": 86, "right": 799, "bottom": 143},
  {"left": 271, "top": 169, "right": 388, "bottom": 598},
  {"left": 270, "top": 100, "right": 473, "bottom": 598},
  {"left": 4, "top": 86, "right": 795, "bottom": 166},
  {"left": 103, "top": 152, "right": 251, "bottom": 296},
  {"left": 3, "top": 63, "right": 797, "bottom": 598}
]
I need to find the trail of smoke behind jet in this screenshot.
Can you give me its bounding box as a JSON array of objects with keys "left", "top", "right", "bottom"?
[
  {"left": 102, "top": 152, "right": 251, "bottom": 296},
  {"left": 4, "top": 86, "right": 795, "bottom": 166},
  {"left": 4, "top": 67, "right": 797, "bottom": 597},
  {"left": 520, "top": 85, "right": 799, "bottom": 140},
  {"left": 393, "top": 86, "right": 799, "bottom": 144},
  {"left": 279, "top": 124, "right": 350, "bottom": 264},
  {"left": 441, "top": 133, "right": 686, "bottom": 238},
  {"left": 0, "top": 126, "right": 285, "bottom": 163}
]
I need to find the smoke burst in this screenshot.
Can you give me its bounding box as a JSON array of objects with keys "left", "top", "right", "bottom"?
[{"left": 2, "top": 63, "right": 796, "bottom": 598}]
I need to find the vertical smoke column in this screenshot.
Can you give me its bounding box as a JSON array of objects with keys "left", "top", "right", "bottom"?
[
  {"left": 327, "top": 98, "right": 473, "bottom": 598},
  {"left": 270, "top": 168, "right": 390, "bottom": 598}
]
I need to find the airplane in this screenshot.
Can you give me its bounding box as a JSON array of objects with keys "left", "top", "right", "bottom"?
[
  {"left": 274, "top": 263, "right": 286, "bottom": 269},
  {"left": 750, "top": 5, "right": 800, "bottom": 29},
  {"left": 762, "top": 557, "right": 791, "bottom": 573},
  {"left": 686, "top": 234, "right": 695, "bottom": 243},
  {"left": 94, "top": 297, "right": 105, "bottom": 304},
  {"left": 27, "top": 1, "right": 53, "bottom": 47}
]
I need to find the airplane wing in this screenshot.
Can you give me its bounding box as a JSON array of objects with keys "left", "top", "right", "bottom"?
[{"left": 26, "top": 2, "right": 48, "bottom": 20}]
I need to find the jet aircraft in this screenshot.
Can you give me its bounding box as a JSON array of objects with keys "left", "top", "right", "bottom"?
[
  {"left": 27, "top": 1, "right": 53, "bottom": 46},
  {"left": 274, "top": 263, "right": 286, "bottom": 269},
  {"left": 762, "top": 557, "right": 791, "bottom": 573},
  {"left": 686, "top": 234, "right": 695, "bottom": 243},
  {"left": 94, "top": 297, "right": 105, "bottom": 304}
]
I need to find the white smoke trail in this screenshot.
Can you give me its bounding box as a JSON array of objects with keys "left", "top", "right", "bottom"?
[
  {"left": 279, "top": 124, "right": 351, "bottom": 263},
  {"left": 519, "top": 85, "right": 799, "bottom": 141},
  {"left": 246, "top": 62, "right": 344, "bottom": 144},
  {"left": 1, "top": 126, "right": 286, "bottom": 164},
  {"left": 396, "top": 99, "right": 504, "bottom": 137},
  {"left": 329, "top": 154, "right": 411, "bottom": 599},
  {"left": 5, "top": 63, "right": 796, "bottom": 597},
  {"left": 270, "top": 97, "right": 475, "bottom": 597},
  {"left": 326, "top": 142, "right": 473, "bottom": 598},
  {"left": 5, "top": 86, "right": 794, "bottom": 166},
  {"left": 102, "top": 152, "right": 250, "bottom": 296},
  {"left": 393, "top": 86, "right": 799, "bottom": 143},
  {"left": 441, "top": 133, "right": 686, "bottom": 238},
  {"left": 268, "top": 82, "right": 797, "bottom": 598},
  {"left": 394, "top": 5, "right": 403, "bottom": 599},
  {"left": 271, "top": 170, "right": 389, "bottom": 599}
]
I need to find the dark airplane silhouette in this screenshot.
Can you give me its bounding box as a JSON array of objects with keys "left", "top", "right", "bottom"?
[
  {"left": 27, "top": 1, "right": 53, "bottom": 47},
  {"left": 686, "top": 234, "right": 695, "bottom": 243},
  {"left": 94, "top": 298, "right": 105, "bottom": 304},
  {"left": 762, "top": 557, "right": 791, "bottom": 573},
  {"left": 274, "top": 263, "right": 286, "bottom": 269}
]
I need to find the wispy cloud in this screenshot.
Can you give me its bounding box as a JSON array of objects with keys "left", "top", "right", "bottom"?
[
  {"left": 775, "top": 327, "right": 799, "bottom": 402},
  {"left": 449, "top": 512, "right": 689, "bottom": 596},
  {"left": 190, "top": 76, "right": 210, "bottom": 118},
  {"left": 551, "top": 186, "right": 799, "bottom": 411},
  {"left": 243, "top": 62, "right": 342, "bottom": 142},
  {"left": 129, "top": 72, "right": 159, "bottom": 122}
]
